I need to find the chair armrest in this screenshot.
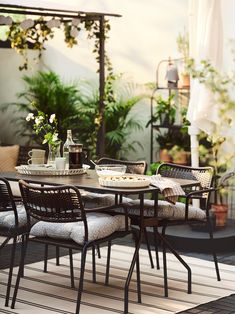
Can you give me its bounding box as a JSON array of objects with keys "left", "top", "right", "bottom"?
[
  {"left": 182, "top": 188, "right": 215, "bottom": 220},
  {"left": 185, "top": 187, "right": 216, "bottom": 199}
]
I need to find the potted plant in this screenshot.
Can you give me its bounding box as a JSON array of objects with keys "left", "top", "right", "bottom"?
[
  {"left": 151, "top": 93, "right": 176, "bottom": 126},
  {"left": 176, "top": 29, "right": 190, "bottom": 87},
  {"left": 169, "top": 144, "right": 190, "bottom": 165}
]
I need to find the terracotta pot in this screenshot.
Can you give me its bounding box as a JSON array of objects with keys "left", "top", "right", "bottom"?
[
  {"left": 181, "top": 74, "right": 190, "bottom": 88},
  {"left": 172, "top": 151, "right": 190, "bottom": 165},
  {"left": 211, "top": 204, "right": 228, "bottom": 228},
  {"left": 159, "top": 149, "right": 172, "bottom": 162}
]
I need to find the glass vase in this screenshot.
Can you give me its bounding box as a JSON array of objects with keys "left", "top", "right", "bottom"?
[{"left": 47, "top": 143, "right": 61, "bottom": 165}]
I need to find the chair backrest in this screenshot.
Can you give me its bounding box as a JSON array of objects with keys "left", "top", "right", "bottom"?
[
  {"left": 0, "top": 177, "right": 18, "bottom": 226},
  {"left": 157, "top": 163, "right": 214, "bottom": 189},
  {"left": 97, "top": 157, "right": 147, "bottom": 175},
  {"left": 19, "top": 180, "right": 87, "bottom": 228}
]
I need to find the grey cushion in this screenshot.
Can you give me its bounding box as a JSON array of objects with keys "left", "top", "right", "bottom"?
[
  {"left": 0, "top": 204, "right": 27, "bottom": 228},
  {"left": 82, "top": 192, "right": 132, "bottom": 208},
  {"left": 120, "top": 199, "right": 206, "bottom": 221},
  {"left": 81, "top": 192, "right": 206, "bottom": 221},
  {"left": 30, "top": 212, "right": 129, "bottom": 245}
]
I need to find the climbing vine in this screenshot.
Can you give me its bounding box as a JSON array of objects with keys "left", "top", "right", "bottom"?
[{"left": 3, "top": 15, "right": 113, "bottom": 74}]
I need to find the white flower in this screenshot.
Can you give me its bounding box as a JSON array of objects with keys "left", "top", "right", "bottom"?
[
  {"left": 35, "top": 116, "right": 44, "bottom": 125},
  {"left": 52, "top": 133, "right": 58, "bottom": 142},
  {"left": 49, "top": 114, "right": 56, "bottom": 124},
  {"left": 26, "top": 113, "right": 34, "bottom": 121}
]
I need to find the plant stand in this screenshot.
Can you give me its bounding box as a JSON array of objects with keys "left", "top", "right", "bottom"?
[{"left": 150, "top": 58, "right": 190, "bottom": 164}]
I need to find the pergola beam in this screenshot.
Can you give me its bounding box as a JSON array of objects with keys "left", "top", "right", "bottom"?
[{"left": 0, "top": 3, "right": 121, "bottom": 18}]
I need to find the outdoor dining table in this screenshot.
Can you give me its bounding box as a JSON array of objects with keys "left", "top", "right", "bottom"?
[{"left": 0, "top": 170, "right": 199, "bottom": 313}]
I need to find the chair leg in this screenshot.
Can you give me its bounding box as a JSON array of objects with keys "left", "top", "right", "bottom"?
[
  {"left": 207, "top": 220, "right": 221, "bottom": 281},
  {"left": 105, "top": 240, "right": 111, "bottom": 285},
  {"left": 134, "top": 232, "right": 141, "bottom": 303},
  {"left": 69, "top": 248, "right": 75, "bottom": 288},
  {"left": 153, "top": 226, "right": 160, "bottom": 270},
  {"left": 161, "top": 227, "right": 168, "bottom": 297},
  {"left": 161, "top": 225, "right": 192, "bottom": 295},
  {"left": 92, "top": 246, "right": 96, "bottom": 283},
  {"left": 124, "top": 231, "right": 143, "bottom": 314},
  {"left": 11, "top": 234, "right": 29, "bottom": 309},
  {"left": 56, "top": 246, "right": 60, "bottom": 266},
  {"left": 20, "top": 235, "right": 25, "bottom": 278},
  {"left": 5, "top": 236, "right": 17, "bottom": 307},
  {"left": 44, "top": 244, "right": 48, "bottom": 273},
  {"left": 75, "top": 244, "right": 88, "bottom": 314},
  {"left": 144, "top": 228, "right": 154, "bottom": 269},
  {"left": 96, "top": 244, "right": 101, "bottom": 259}
]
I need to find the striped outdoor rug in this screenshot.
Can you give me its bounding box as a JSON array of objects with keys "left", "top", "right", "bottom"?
[{"left": 0, "top": 244, "right": 234, "bottom": 314}]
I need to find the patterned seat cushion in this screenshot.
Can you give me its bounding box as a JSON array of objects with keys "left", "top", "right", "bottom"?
[
  {"left": 30, "top": 212, "right": 129, "bottom": 245},
  {"left": 122, "top": 199, "right": 206, "bottom": 221},
  {"left": 81, "top": 193, "right": 206, "bottom": 221},
  {"left": 82, "top": 192, "right": 132, "bottom": 208},
  {"left": 0, "top": 204, "right": 27, "bottom": 228}
]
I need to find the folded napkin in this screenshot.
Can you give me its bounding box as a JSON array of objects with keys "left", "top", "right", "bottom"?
[{"left": 150, "top": 175, "right": 185, "bottom": 204}]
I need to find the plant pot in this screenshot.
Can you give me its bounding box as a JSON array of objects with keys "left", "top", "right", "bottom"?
[
  {"left": 159, "top": 149, "right": 172, "bottom": 162},
  {"left": 180, "top": 74, "right": 190, "bottom": 88},
  {"left": 172, "top": 151, "right": 190, "bottom": 165},
  {"left": 211, "top": 204, "right": 228, "bottom": 228}
]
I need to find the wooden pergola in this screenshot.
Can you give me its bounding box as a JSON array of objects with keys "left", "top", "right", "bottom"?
[{"left": 0, "top": 3, "right": 121, "bottom": 157}]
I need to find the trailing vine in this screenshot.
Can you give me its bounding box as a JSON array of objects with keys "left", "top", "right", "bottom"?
[
  {"left": 3, "top": 15, "right": 113, "bottom": 76},
  {"left": 7, "top": 17, "right": 54, "bottom": 70}
]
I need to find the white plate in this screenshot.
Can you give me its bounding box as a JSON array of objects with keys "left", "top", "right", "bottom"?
[{"left": 98, "top": 175, "right": 151, "bottom": 188}]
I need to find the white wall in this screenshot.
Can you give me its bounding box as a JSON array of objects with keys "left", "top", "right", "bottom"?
[{"left": 0, "top": 49, "right": 39, "bottom": 144}]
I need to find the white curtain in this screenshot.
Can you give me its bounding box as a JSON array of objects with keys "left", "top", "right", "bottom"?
[{"left": 187, "top": 0, "right": 223, "bottom": 166}]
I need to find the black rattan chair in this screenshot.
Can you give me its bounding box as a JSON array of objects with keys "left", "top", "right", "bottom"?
[
  {"left": 121, "top": 162, "right": 221, "bottom": 297},
  {"left": 97, "top": 157, "right": 147, "bottom": 175},
  {"left": 0, "top": 178, "right": 27, "bottom": 307},
  {"left": 156, "top": 163, "right": 220, "bottom": 294},
  {"left": 11, "top": 180, "right": 132, "bottom": 314}
]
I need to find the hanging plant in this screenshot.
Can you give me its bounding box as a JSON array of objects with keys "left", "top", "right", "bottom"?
[
  {"left": 6, "top": 17, "right": 55, "bottom": 70},
  {"left": 29, "top": 17, "right": 55, "bottom": 58},
  {"left": 4, "top": 14, "right": 112, "bottom": 74},
  {"left": 7, "top": 22, "right": 29, "bottom": 70}
]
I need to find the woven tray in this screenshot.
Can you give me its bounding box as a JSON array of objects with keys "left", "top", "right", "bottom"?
[
  {"left": 98, "top": 175, "right": 151, "bottom": 188},
  {"left": 15, "top": 165, "right": 86, "bottom": 176}
]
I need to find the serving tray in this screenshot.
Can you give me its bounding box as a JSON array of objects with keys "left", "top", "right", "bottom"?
[
  {"left": 15, "top": 165, "right": 86, "bottom": 176},
  {"left": 98, "top": 175, "right": 151, "bottom": 188}
]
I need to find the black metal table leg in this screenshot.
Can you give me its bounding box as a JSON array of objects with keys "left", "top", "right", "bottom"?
[{"left": 124, "top": 194, "right": 144, "bottom": 314}]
